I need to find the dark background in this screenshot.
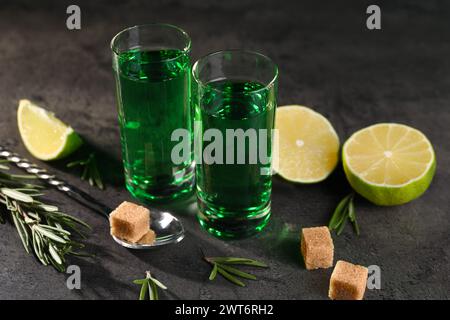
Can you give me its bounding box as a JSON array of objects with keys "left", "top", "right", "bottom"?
[{"left": 0, "top": 0, "right": 449, "bottom": 300}]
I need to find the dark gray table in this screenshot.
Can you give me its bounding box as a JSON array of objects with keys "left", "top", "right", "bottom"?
[{"left": 0, "top": 0, "right": 448, "bottom": 300}]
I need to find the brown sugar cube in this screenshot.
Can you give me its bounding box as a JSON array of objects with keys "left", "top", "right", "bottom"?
[
  {"left": 137, "top": 229, "right": 156, "bottom": 245},
  {"left": 110, "top": 201, "right": 150, "bottom": 243},
  {"left": 301, "top": 226, "right": 334, "bottom": 270},
  {"left": 329, "top": 260, "right": 368, "bottom": 300}
]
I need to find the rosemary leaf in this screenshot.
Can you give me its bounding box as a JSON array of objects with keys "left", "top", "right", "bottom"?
[
  {"left": 133, "top": 271, "right": 166, "bottom": 300},
  {"left": 212, "top": 257, "right": 268, "bottom": 267},
  {"left": 133, "top": 279, "right": 146, "bottom": 285},
  {"left": 348, "top": 198, "right": 360, "bottom": 236},
  {"left": 218, "top": 264, "right": 257, "bottom": 280},
  {"left": 66, "top": 160, "right": 85, "bottom": 168},
  {"left": 32, "top": 230, "right": 45, "bottom": 265},
  {"left": 1, "top": 188, "right": 34, "bottom": 203},
  {"left": 15, "top": 189, "right": 44, "bottom": 197},
  {"left": 39, "top": 224, "right": 71, "bottom": 236},
  {"left": 34, "top": 226, "right": 67, "bottom": 243},
  {"left": 65, "top": 225, "right": 87, "bottom": 239},
  {"left": 148, "top": 275, "right": 168, "bottom": 290},
  {"left": 49, "top": 256, "right": 65, "bottom": 272},
  {"left": 92, "top": 161, "right": 104, "bottom": 190},
  {"left": 34, "top": 232, "right": 49, "bottom": 265},
  {"left": 139, "top": 280, "right": 148, "bottom": 300},
  {"left": 49, "top": 244, "right": 63, "bottom": 265},
  {"left": 328, "top": 194, "right": 352, "bottom": 229},
  {"left": 329, "top": 193, "right": 361, "bottom": 236},
  {"left": 81, "top": 165, "right": 89, "bottom": 181},
  {"left": 67, "top": 250, "right": 93, "bottom": 258},
  {"left": 209, "top": 263, "right": 218, "bottom": 280},
  {"left": 352, "top": 218, "right": 360, "bottom": 236},
  {"left": 336, "top": 215, "right": 348, "bottom": 236},
  {"left": 149, "top": 281, "right": 158, "bottom": 300},
  {"left": 39, "top": 204, "right": 59, "bottom": 212},
  {"left": 348, "top": 199, "right": 356, "bottom": 222},
  {"left": 88, "top": 174, "right": 94, "bottom": 187},
  {"left": 12, "top": 211, "right": 30, "bottom": 253},
  {"left": 216, "top": 267, "right": 245, "bottom": 287},
  {"left": 335, "top": 205, "right": 350, "bottom": 229},
  {"left": 204, "top": 254, "right": 267, "bottom": 287}
]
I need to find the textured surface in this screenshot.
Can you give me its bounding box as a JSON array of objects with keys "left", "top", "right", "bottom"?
[{"left": 0, "top": 0, "right": 449, "bottom": 300}]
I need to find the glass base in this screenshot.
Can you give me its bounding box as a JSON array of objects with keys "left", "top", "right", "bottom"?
[
  {"left": 125, "top": 164, "right": 195, "bottom": 203},
  {"left": 197, "top": 198, "right": 271, "bottom": 239}
]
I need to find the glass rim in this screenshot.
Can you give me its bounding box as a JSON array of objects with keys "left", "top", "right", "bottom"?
[
  {"left": 110, "top": 23, "right": 191, "bottom": 59},
  {"left": 192, "top": 49, "right": 279, "bottom": 94}
]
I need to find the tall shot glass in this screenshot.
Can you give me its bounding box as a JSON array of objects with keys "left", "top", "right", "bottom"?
[
  {"left": 192, "top": 50, "right": 278, "bottom": 238},
  {"left": 111, "top": 24, "right": 194, "bottom": 202}
]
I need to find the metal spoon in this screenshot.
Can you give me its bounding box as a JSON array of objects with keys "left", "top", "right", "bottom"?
[{"left": 0, "top": 146, "right": 185, "bottom": 249}]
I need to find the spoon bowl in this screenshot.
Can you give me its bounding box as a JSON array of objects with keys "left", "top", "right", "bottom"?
[{"left": 112, "top": 209, "right": 185, "bottom": 249}]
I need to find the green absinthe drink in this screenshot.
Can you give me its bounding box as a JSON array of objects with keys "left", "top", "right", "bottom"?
[
  {"left": 193, "top": 51, "right": 278, "bottom": 238},
  {"left": 111, "top": 24, "right": 194, "bottom": 202}
]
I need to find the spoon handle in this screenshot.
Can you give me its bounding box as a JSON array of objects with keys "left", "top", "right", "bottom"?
[{"left": 0, "top": 146, "right": 111, "bottom": 219}]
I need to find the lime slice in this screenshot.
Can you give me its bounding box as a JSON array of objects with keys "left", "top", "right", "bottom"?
[
  {"left": 343, "top": 123, "right": 436, "bottom": 205},
  {"left": 273, "top": 105, "right": 340, "bottom": 183},
  {"left": 17, "top": 99, "right": 83, "bottom": 161}
]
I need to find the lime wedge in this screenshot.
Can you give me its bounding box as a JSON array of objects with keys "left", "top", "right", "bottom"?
[{"left": 17, "top": 99, "right": 82, "bottom": 161}]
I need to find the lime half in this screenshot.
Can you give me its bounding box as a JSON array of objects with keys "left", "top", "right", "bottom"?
[
  {"left": 343, "top": 123, "right": 436, "bottom": 206},
  {"left": 273, "top": 105, "right": 340, "bottom": 183},
  {"left": 17, "top": 99, "right": 83, "bottom": 161}
]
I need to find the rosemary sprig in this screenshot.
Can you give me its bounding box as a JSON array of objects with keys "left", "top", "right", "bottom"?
[
  {"left": 0, "top": 164, "right": 91, "bottom": 272},
  {"left": 133, "top": 271, "right": 167, "bottom": 300},
  {"left": 67, "top": 153, "right": 104, "bottom": 190},
  {"left": 328, "top": 193, "right": 360, "bottom": 236},
  {"left": 204, "top": 255, "right": 268, "bottom": 287}
]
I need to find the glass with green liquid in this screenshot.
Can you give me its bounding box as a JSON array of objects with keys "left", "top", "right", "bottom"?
[
  {"left": 192, "top": 51, "right": 278, "bottom": 238},
  {"left": 111, "top": 24, "right": 194, "bottom": 202}
]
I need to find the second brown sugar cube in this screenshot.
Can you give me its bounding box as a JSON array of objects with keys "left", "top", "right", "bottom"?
[
  {"left": 301, "top": 226, "right": 334, "bottom": 270},
  {"left": 329, "top": 260, "right": 368, "bottom": 300}
]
